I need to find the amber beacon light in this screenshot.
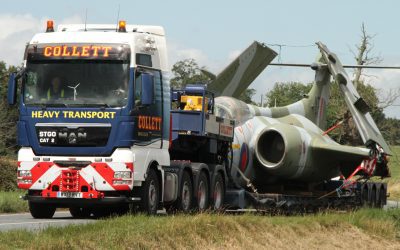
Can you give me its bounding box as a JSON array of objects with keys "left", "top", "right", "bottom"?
[
  {"left": 118, "top": 20, "right": 126, "bottom": 32},
  {"left": 46, "top": 20, "right": 54, "bottom": 32}
]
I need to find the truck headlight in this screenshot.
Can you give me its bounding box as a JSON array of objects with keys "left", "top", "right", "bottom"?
[
  {"left": 114, "top": 171, "right": 131, "bottom": 179},
  {"left": 18, "top": 170, "right": 32, "bottom": 177}
]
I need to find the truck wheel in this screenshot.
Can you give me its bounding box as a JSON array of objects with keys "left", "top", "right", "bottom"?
[
  {"left": 140, "top": 169, "right": 159, "bottom": 215},
  {"left": 196, "top": 172, "right": 209, "bottom": 211},
  {"left": 167, "top": 171, "right": 193, "bottom": 213},
  {"left": 211, "top": 173, "right": 225, "bottom": 211},
  {"left": 29, "top": 202, "right": 56, "bottom": 219},
  {"left": 69, "top": 207, "right": 91, "bottom": 218}
]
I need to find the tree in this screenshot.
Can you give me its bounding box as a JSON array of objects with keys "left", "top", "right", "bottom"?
[
  {"left": 170, "top": 59, "right": 211, "bottom": 89},
  {"left": 330, "top": 24, "right": 392, "bottom": 145},
  {"left": 326, "top": 82, "right": 383, "bottom": 144},
  {"left": 379, "top": 117, "right": 400, "bottom": 145},
  {"left": 0, "top": 61, "right": 20, "bottom": 156},
  {"left": 171, "top": 58, "right": 258, "bottom": 104},
  {"left": 351, "top": 23, "right": 382, "bottom": 88},
  {"left": 265, "top": 82, "right": 312, "bottom": 107},
  {"left": 238, "top": 88, "right": 256, "bottom": 104}
]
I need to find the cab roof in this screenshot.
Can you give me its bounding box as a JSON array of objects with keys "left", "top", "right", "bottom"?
[{"left": 57, "top": 24, "right": 165, "bottom": 36}]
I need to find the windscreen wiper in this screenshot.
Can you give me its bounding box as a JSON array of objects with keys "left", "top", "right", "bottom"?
[
  {"left": 26, "top": 103, "right": 67, "bottom": 108},
  {"left": 69, "top": 103, "right": 111, "bottom": 108},
  {"left": 88, "top": 103, "right": 110, "bottom": 108}
]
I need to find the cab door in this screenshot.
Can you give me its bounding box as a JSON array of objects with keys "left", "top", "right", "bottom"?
[{"left": 133, "top": 68, "right": 163, "bottom": 148}]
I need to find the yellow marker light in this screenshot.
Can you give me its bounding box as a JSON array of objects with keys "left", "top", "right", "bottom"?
[
  {"left": 46, "top": 20, "right": 54, "bottom": 32},
  {"left": 118, "top": 20, "right": 126, "bottom": 32}
]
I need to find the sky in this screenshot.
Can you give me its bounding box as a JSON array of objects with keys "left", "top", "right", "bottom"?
[{"left": 1, "top": 0, "right": 400, "bottom": 117}]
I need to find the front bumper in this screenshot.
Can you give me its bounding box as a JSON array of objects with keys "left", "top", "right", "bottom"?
[{"left": 23, "top": 194, "right": 141, "bottom": 207}]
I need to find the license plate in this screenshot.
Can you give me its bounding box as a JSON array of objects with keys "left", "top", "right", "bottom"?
[{"left": 57, "top": 192, "right": 82, "bottom": 198}]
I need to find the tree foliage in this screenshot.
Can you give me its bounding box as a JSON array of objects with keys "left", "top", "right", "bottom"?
[
  {"left": 238, "top": 88, "right": 256, "bottom": 104},
  {"left": 170, "top": 59, "right": 211, "bottom": 89},
  {"left": 326, "top": 81, "right": 385, "bottom": 144},
  {"left": 0, "top": 61, "right": 20, "bottom": 156},
  {"left": 171, "top": 59, "right": 258, "bottom": 104},
  {"left": 265, "top": 82, "right": 312, "bottom": 107}
]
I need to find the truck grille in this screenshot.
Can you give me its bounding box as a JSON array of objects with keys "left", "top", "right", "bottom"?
[{"left": 36, "top": 125, "right": 111, "bottom": 147}]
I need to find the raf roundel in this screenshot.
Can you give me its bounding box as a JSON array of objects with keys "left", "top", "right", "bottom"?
[{"left": 239, "top": 143, "right": 249, "bottom": 172}]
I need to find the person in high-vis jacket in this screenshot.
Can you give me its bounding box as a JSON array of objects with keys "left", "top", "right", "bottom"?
[{"left": 47, "top": 77, "right": 65, "bottom": 100}]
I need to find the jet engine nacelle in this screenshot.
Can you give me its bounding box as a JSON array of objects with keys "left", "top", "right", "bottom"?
[
  {"left": 230, "top": 115, "right": 346, "bottom": 189},
  {"left": 255, "top": 124, "right": 314, "bottom": 180}
]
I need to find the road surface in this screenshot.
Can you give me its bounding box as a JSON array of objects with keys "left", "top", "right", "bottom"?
[{"left": 0, "top": 211, "right": 95, "bottom": 232}]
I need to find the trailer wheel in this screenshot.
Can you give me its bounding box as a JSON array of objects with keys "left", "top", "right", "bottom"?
[
  {"left": 140, "top": 168, "right": 159, "bottom": 215},
  {"left": 196, "top": 172, "right": 209, "bottom": 211},
  {"left": 369, "top": 187, "right": 377, "bottom": 207},
  {"left": 69, "top": 207, "right": 91, "bottom": 218},
  {"left": 361, "top": 186, "right": 369, "bottom": 206},
  {"left": 377, "top": 186, "right": 386, "bottom": 208},
  {"left": 211, "top": 173, "right": 225, "bottom": 211},
  {"left": 29, "top": 202, "right": 56, "bottom": 219}
]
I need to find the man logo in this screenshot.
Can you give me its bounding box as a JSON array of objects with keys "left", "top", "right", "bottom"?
[
  {"left": 59, "top": 130, "right": 87, "bottom": 144},
  {"left": 68, "top": 132, "right": 77, "bottom": 144}
]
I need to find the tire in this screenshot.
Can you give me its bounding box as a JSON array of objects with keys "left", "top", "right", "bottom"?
[
  {"left": 361, "top": 186, "right": 369, "bottom": 206},
  {"left": 378, "top": 187, "right": 386, "bottom": 208},
  {"left": 369, "top": 187, "right": 377, "bottom": 208},
  {"left": 196, "top": 172, "right": 209, "bottom": 211},
  {"left": 211, "top": 173, "right": 225, "bottom": 211},
  {"left": 140, "top": 169, "right": 160, "bottom": 215},
  {"left": 170, "top": 171, "right": 193, "bottom": 213},
  {"left": 29, "top": 202, "right": 56, "bottom": 219},
  {"left": 69, "top": 207, "right": 92, "bottom": 218}
]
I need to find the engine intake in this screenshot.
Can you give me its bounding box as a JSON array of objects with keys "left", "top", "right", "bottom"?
[
  {"left": 255, "top": 125, "right": 306, "bottom": 179},
  {"left": 256, "top": 130, "right": 285, "bottom": 167}
]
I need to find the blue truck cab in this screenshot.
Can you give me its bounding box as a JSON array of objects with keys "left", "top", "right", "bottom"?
[{"left": 8, "top": 20, "right": 172, "bottom": 217}]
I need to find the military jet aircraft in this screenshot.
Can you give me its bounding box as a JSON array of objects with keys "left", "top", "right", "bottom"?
[{"left": 204, "top": 41, "right": 390, "bottom": 192}]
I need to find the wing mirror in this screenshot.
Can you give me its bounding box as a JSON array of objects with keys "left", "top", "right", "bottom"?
[{"left": 7, "top": 72, "right": 17, "bottom": 105}]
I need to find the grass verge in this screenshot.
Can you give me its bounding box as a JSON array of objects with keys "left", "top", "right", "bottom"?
[
  {"left": 0, "top": 209, "right": 399, "bottom": 249},
  {"left": 0, "top": 191, "right": 28, "bottom": 213},
  {"left": 388, "top": 145, "right": 400, "bottom": 199}
]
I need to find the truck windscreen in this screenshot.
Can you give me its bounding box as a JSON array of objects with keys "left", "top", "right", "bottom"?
[{"left": 23, "top": 60, "right": 130, "bottom": 108}]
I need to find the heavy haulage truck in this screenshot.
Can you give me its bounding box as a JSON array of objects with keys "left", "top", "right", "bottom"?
[{"left": 8, "top": 20, "right": 390, "bottom": 218}]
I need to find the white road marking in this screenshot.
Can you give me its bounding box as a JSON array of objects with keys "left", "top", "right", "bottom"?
[
  {"left": 0, "top": 220, "right": 70, "bottom": 226},
  {"left": 0, "top": 211, "right": 71, "bottom": 217}
]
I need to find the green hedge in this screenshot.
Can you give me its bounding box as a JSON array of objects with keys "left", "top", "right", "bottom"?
[{"left": 0, "top": 157, "right": 17, "bottom": 191}]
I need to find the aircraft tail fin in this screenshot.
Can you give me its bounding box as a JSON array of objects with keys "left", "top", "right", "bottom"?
[
  {"left": 260, "top": 56, "right": 332, "bottom": 130},
  {"left": 207, "top": 41, "right": 277, "bottom": 97}
]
